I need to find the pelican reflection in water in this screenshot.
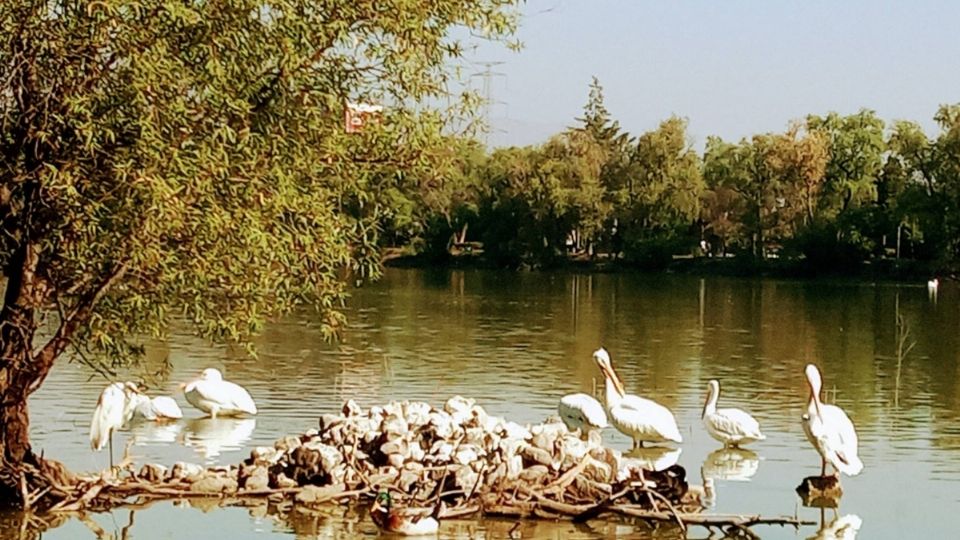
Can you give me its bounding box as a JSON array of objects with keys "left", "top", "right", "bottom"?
[
  {"left": 621, "top": 446, "right": 683, "bottom": 472},
  {"left": 808, "top": 510, "right": 862, "bottom": 540},
  {"left": 129, "top": 421, "right": 183, "bottom": 446},
  {"left": 702, "top": 447, "right": 760, "bottom": 482},
  {"left": 182, "top": 417, "right": 257, "bottom": 461}
]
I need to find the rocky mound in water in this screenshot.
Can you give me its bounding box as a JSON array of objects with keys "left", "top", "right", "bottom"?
[
  {"left": 36, "top": 396, "right": 813, "bottom": 535},
  {"left": 230, "top": 396, "right": 695, "bottom": 511}
]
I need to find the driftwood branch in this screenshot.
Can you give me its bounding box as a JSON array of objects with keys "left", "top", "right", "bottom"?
[{"left": 613, "top": 506, "right": 813, "bottom": 530}]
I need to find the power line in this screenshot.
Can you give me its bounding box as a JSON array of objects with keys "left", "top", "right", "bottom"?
[{"left": 470, "top": 61, "right": 507, "bottom": 144}]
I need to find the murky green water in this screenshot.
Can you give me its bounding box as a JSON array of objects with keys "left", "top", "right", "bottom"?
[{"left": 11, "top": 269, "right": 960, "bottom": 538}]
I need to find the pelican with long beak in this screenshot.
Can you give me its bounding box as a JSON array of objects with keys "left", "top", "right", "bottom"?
[
  {"left": 801, "top": 364, "right": 862, "bottom": 477},
  {"left": 701, "top": 379, "right": 765, "bottom": 447},
  {"left": 593, "top": 348, "right": 682, "bottom": 447}
]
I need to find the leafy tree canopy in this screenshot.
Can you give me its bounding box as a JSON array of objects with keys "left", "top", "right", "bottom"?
[{"left": 0, "top": 0, "right": 519, "bottom": 500}]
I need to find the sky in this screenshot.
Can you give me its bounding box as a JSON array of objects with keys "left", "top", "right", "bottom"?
[{"left": 467, "top": 0, "right": 960, "bottom": 149}]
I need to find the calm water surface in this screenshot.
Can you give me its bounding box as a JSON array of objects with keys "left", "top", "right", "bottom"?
[{"left": 10, "top": 269, "right": 960, "bottom": 538}]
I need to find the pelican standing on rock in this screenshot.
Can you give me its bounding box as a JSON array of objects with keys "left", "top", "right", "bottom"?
[
  {"left": 592, "top": 348, "right": 682, "bottom": 447},
  {"left": 802, "top": 364, "right": 863, "bottom": 477},
  {"left": 182, "top": 368, "right": 257, "bottom": 418},
  {"left": 701, "top": 379, "right": 765, "bottom": 447},
  {"left": 558, "top": 393, "right": 608, "bottom": 440},
  {"left": 89, "top": 382, "right": 140, "bottom": 467}
]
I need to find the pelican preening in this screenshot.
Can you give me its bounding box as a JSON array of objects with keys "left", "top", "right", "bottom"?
[
  {"left": 89, "top": 367, "right": 255, "bottom": 467},
  {"left": 558, "top": 392, "right": 608, "bottom": 439},
  {"left": 130, "top": 394, "right": 184, "bottom": 421},
  {"left": 802, "top": 364, "right": 863, "bottom": 477},
  {"left": 183, "top": 368, "right": 258, "bottom": 418},
  {"left": 701, "top": 379, "right": 765, "bottom": 448},
  {"left": 593, "top": 348, "right": 682, "bottom": 447}
]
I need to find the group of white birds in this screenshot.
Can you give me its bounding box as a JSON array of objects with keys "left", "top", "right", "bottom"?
[
  {"left": 90, "top": 350, "right": 863, "bottom": 482},
  {"left": 89, "top": 368, "right": 257, "bottom": 466},
  {"left": 560, "top": 348, "right": 863, "bottom": 478}
]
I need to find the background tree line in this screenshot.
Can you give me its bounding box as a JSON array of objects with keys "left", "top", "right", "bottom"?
[{"left": 383, "top": 79, "right": 960, "bottom": 271}]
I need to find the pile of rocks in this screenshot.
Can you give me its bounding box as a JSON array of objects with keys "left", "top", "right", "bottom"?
[
  {"left": 50, "top": 396, "right": 813, "bottom": 535},
  {"left": 222, "top": 396, "right": 691, "bottom": 510}
]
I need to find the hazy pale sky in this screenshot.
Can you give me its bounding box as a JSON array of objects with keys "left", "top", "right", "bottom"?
[{"left": 469, "top": 0, "right": 960, "bottom": 148}]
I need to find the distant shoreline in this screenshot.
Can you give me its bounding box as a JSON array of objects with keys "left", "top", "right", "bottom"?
[{"left": 383, "top": 251, "right": 953, "bottom": 283}]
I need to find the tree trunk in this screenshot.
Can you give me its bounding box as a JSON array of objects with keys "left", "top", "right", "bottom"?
[
  {"left": 0, "top": 382, "right": 35, "bottom": 504},
  {"left": 0, "top": 242, "right": 46, "bottom": 507}
]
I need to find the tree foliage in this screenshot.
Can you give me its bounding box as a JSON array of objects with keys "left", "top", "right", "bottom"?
[
  {"left": 0, "top": 0, "right": 519, "bottom": 500},
  {"left": 398, "top": 79, "right": 960, "bottom": 269}
]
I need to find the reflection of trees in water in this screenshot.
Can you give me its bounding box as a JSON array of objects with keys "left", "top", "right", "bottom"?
[
  {"left": 0, "top": 475, "right": 863, "bottom": 540},
  {"left": 892, "top": 292, "right": 917, "bottom": 408},
  {"left": 332, "top": 350, "right": 386, "bottom": 404},
  {"left": 128, "top": 269, "right": 960, "bottom": 457}
]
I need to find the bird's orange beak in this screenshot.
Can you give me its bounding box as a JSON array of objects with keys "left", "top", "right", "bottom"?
[{"left": 605, "top": 365, "right": 626, "bottom": 396}]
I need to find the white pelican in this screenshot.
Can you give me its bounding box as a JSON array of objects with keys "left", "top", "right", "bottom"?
[
  {"left": 130, "top": 393, "right": 183, "bottom": 421},
  {"left": 558, "top": 393, "right": 608, "bottom": 439},
  {"left": 802, "top": 364, "right": 863, "bottom": 477},
  {"left": 89, "top": 382, "right": 139, "bottom": 466},
  {"left": 182, "top": 368, "right": 257, "bottom": 418},
  {"left": 593, "top": 348, "right": 682, "bottom": 447},
  {"left": 928, "top": 278, "right": 939, "bottom": 301},
  {"left": 701, "top": 379, "right": 765, "bottom": 447}
]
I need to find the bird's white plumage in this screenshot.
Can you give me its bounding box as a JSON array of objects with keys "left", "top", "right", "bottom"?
[
  {"left": 89, "top": 383, "right": 131, "bottom": 451},
  {"left": 150, "top": 396, "right": 184, "bottom": 419},
  {"left": 131, "top": 393, "right": 183, "bottom": 421},
  {"left": 702, "top": 380, "right": 765, "bottom": 447},
  {"left": 593, "top": 348, "right": 682, "bottom": 446},
  {"left": 802, "top": 364, "right": 863, "bottom": 477},
  {"left": 558, "top": 393, "right": 608, "bottom": 436},
  {"left": 184, "top": 368, "right": 257, "bottom": 417}
]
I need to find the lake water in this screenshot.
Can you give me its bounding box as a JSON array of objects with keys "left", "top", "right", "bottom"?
[{"left": 11, "top": 268, "right": 960, "bottom": 539}]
